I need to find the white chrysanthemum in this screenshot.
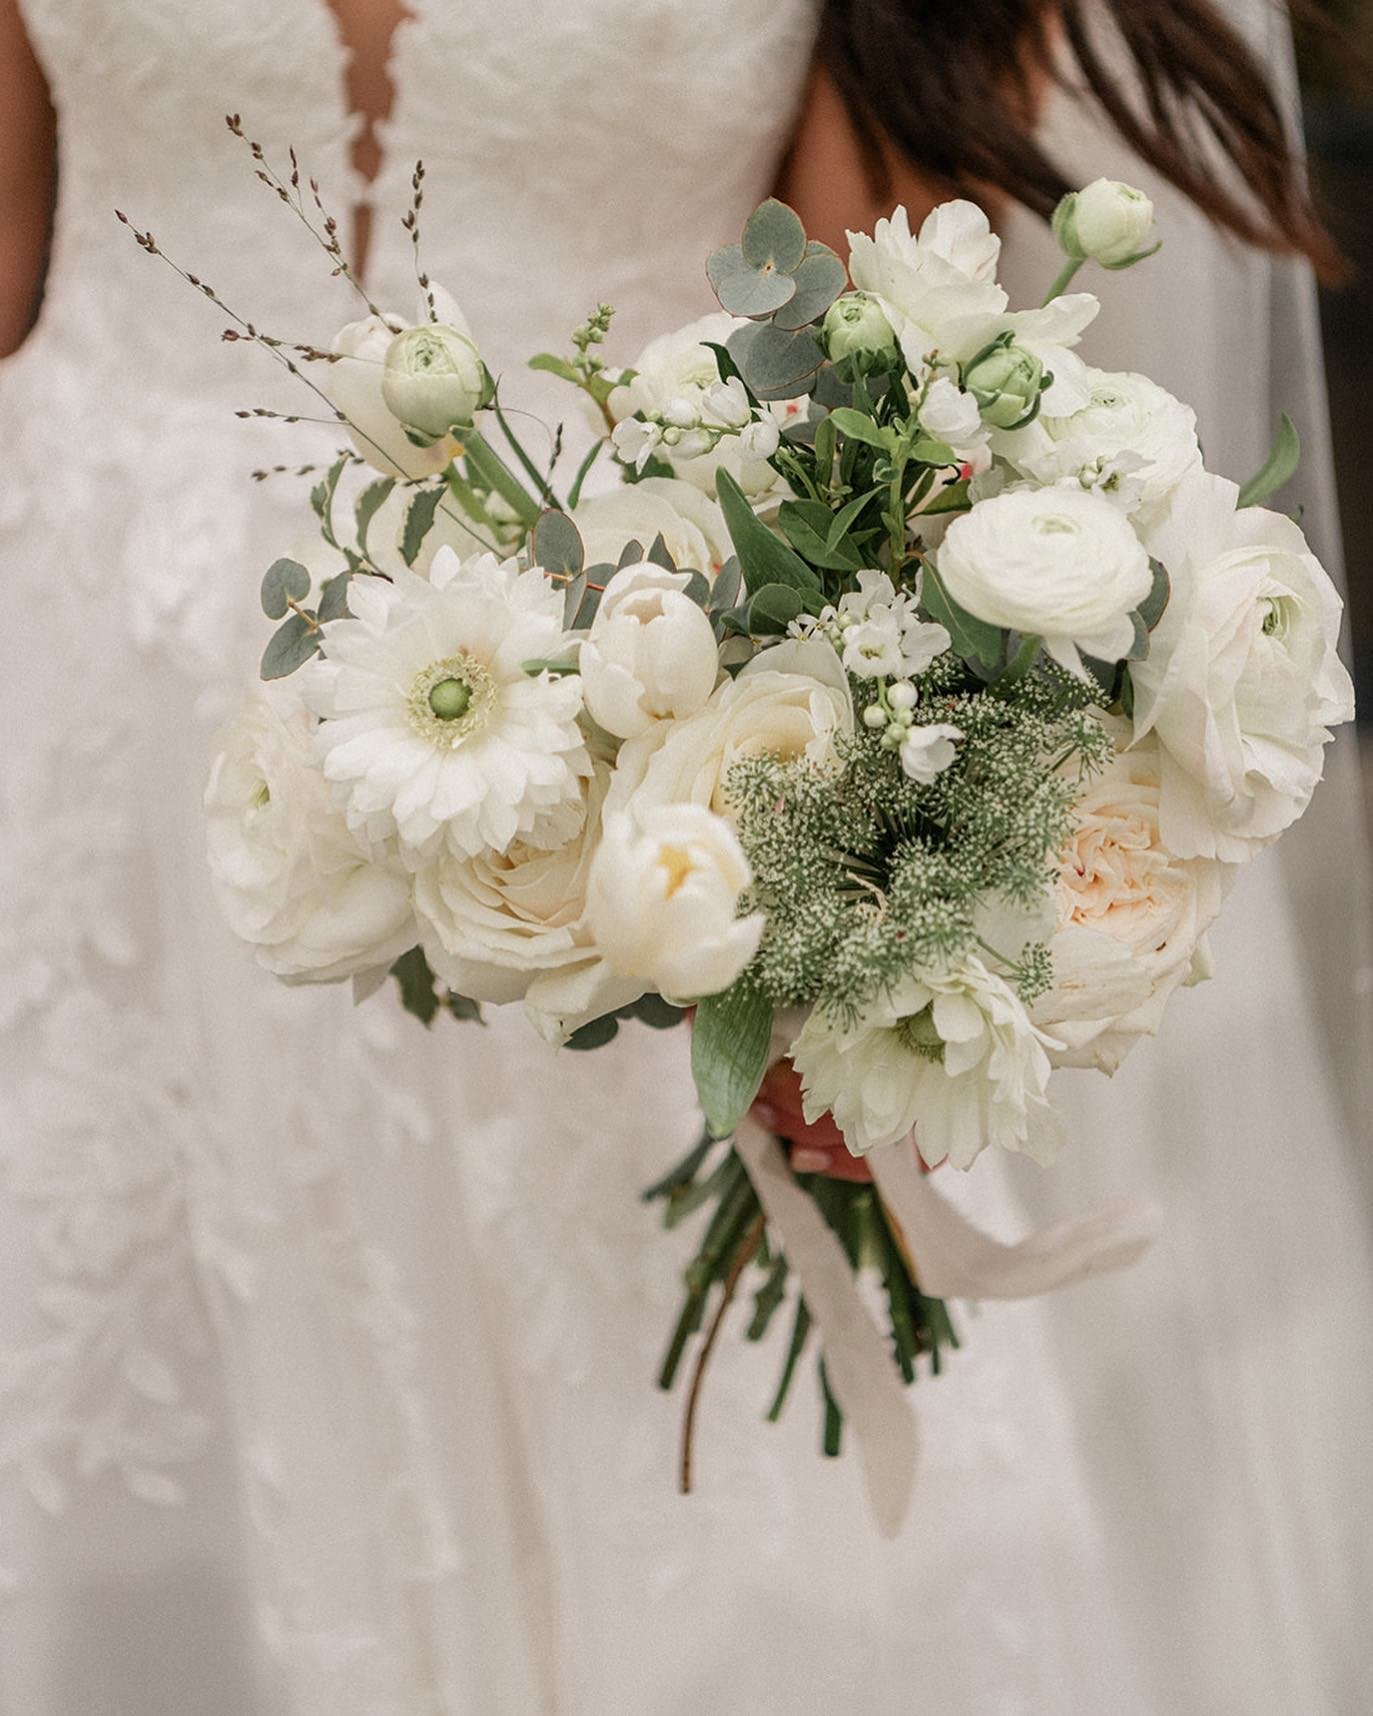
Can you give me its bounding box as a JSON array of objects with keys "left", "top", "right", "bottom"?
[
  {"left": 791, "top": 963, "right": 1064, "bottom": 1168},
  {"left": 205, "top": 681, "right": 414, "bottom": 983},
  {"left": 305, "top": 548, "right": 590, "bottom": 862}
]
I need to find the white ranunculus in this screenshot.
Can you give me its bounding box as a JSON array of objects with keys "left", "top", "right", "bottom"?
[
  {"left": 1132, "top": 470, "right": 1355, "bottom": 860},
  {"left": 997, "top": 369, "right": 1201, "bottom": 517},
  {"left": 1031, "top": 729, "right": 1230, "bottom": 1070},
  {"left": 381, "top": 322, "right": 488, "bottom": 440},
  {"left": 936, "top": 485, "right": 1153, "bottom": 676},
  {"left": 821, "top": 291, "right": 898, "bottom": 362},
  {"left": 899, "top": 722, "right": 963, "bottom": 785},
  {"left": 579, "top": 562, "right": 720, "bottom": 739},
  {"left": 206, "top": 682, "right": 414, "bottom": 983},
  {"left": 790, "top": 961, "right": 1064, "bottom": 1167},
  {"left": 964, "top": 294, "right": 1102, "bottom": 417},
  {"left": 571, "top": 478, "right": 731, "bottom": 580},
  {"left": 305, "top": 548, "right": 589, "bottom": 862},
  {"left": 1054, "top": 179, "right": 1156, "bottom": 267},
  {"left": 585, "top": 804, "right": 764, "bottom": 1002},
  {"left": 603, "top": 637, "right": 854, "bottom": 822}
]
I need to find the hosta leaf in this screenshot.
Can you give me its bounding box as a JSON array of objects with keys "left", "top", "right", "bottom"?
[
  {"left": 771, "top": 246, "right": 847, "bottom": 332},
  {"left": 691, "top": 981, "right": 774, "bottom": 1138},
  {"left": 741, "top": 198, "right": 807, "bottom": 274},
  {"left": 260, "top": 557, "right": 310, "bottom": 620},
  {"left": 533, "top": 508, "right": 584, "bottom": 575}
]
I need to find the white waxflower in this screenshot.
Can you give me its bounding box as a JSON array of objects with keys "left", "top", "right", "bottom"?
[
  {"left": 899, "top": 722, "right": 963, "bottom": 785},
  {"left": 918, "top": 376, "right": 987, "bottom": 449},
  {"left": 790, "top": 962, "right": 1064, "bottom": 1167},
  {"left": 1031, "top": 727, "right": 1230, "bottom": 1071},
  {"left": 571, "top": 478, "right": 731, "bottom": 580},
  {"left": 997, "top": 369, "right": 1201, "bottom": 517},
  {"left": 305, "top": 548, "right": 590, "bottom": 862},
  {"left": 205, "top": 682, "right": 414, "bottom": 983},
  {"left": 579, "top": 562, "right": 720, "bottom": 739},
  {"left": 585, "top": 804, "right": 764, "bottom": 1002},
  {"left": 1054, "top": 179, "right": 1156, "bottom": 267},
  {"left": 936, "top": 486, "right": 1153, "bottom": 676},
  {"left": 1132, "top": 470, "right": 1354, "bottom": 861}
]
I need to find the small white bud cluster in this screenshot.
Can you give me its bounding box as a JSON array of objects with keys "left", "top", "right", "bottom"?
[{"left": 610, "top": 376, "right": 781, "bottom": 473}]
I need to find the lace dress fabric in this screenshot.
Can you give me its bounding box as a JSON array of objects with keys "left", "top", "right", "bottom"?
[{"left": 1, "top": 2, "right": 1370, "bottom": 1712}]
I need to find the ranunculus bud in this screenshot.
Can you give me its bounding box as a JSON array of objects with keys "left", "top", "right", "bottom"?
[
  {"left": 585, "top": 804, "right": 765, "bottom": 1001},
  {"left": 822, "top": 291, "right": 897, "bottom": 361},
  {"left": 962, "top": 337, "right": 1047, "bottom": 430},
  {"left": 579, "top": 562, "right": 720, "bottom": 740},
  {"left": 381, "top": 323, "right": 489, "bottom": 441},
  {"left": 1052, "top": 179, "right": 1156, "bottom": 269}
]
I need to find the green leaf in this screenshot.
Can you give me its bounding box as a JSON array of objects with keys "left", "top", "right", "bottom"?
[
  {"left": 827, "top": 407, "right": 892, "bottom": 451},
  {"left": 681, "top": 569, "right": 712, "bottom": 608},
  {"left": 616, "top": 538, "right": 644, "bottom": 569},
  {"left": 748, "top": 581, "right": 806, "bottom": 634},
  {"left": 260, "top": 612, "right": 320, "bottom": 680},
  {"left": 741, "top": 198, "right": 807, "bottom": 274},
  {"left": 533, "top": 508, "right": 584, "bottom": 575},
  {"left": 401, "top": 486, "right": 445, "bottom": 567},
  {"left": 445, "top": 992, "right": 484, "bottom": 1024},
  {"left": 309, "top": 454, "right": 349, "bottom": 550},
  {"left": 825, "top": 485, "right": 883, "bottom": 551},
  {"left": 528, "top": 352, "right": 582, "bottom": 384},
  {"left": 1238, "top": 413, "right": 1301, "bottom": 509},
  {"left": 621, "top": 993, "right": 687, "bottom": 1031},
  {"left": 909, "top": 438, "right": 958, "bottom": 468},
  {"left": 562, "top": 570, "right": 588, "bottom": 629},
  {"left": 771, "top": 245, "right": 848, "bottom": 332},
  {"left": 390, "top": 946, "right": 442, "bottom": 1027},
  {"left": 566, "top": 1013, "right": 622, "bottom": 1051},
  {"left": 646, "top": 531, "right": 677, "bottom": 572},
  {"left": 354, "top": 477, "right": 396, "bottom": 558},
  {"left": 316, "top": 569, "right": 351, "bottom": 623},
  {"left": 921, "top": 562, "right": 1003, "bottom": 669},
  {"left": 690, "top": 981, "right": 774, "bottom": 1138},
  {"left": 1138, "top": 559, "right": 1171, "bottom": 631},
  {"left": 709, "top": 555, "right": 743, "bottom": 614},
  {"left": 707, "top": 244, "right": 796, "bottom": 318},
  {"left": 702, "top": 341, "right": 756, "bottom": 406},
  {"left": 727, "top": 323, "right": 825, "bottom": 401},
  {"left": 920, "top": 477, "right": 972, "bottom": 517},
  {"left": 777, "top": 500, "right": 865, "bottom": 573},
  {"left": 716, "top": 469, "right": 824, "bottom": 601},
  {"left": 260, "top": 557, "right": 311, "bottom": 620},
  {"left": 1124, "top": 609, "right": 1151, "bottom": 661}
]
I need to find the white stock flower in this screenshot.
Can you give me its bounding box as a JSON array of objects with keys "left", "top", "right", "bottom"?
[
  {"left": 305, "top": 548, "right": 589, "bottom": 862},
  {"left": 937, "top": 486, "right": 1153, "bottom": 676},
  {"left": 705, "top": 376, "right": 752, "bottom": 428},
  {"left": 205, "top": 682, "right": 413, "bottom": 983},
  {"left": 790, "top": 962, "right": 1064, "bottom": 1167},
  {"left": 1054, "top": 179, "right": 1156, "bottom": 267},
  {"left": 579, "top": 562, "right": 720, "bottom": 739},
  {"left": 900, "top": 723, "right": 963, "bottom": 785},
  {"left": 604, "top": 637, "right": 854, "bottom": 822},
  {"left": 585, "top": 804, "right": 764, "bottom": 1001},
  {"left": 836, "top": 569, "right": 951, "bottom": 679},
  {"left": 571, "top": 478, "right": 731, "bottom": 580},
  {"left": 998, "top": 369, "right": 1201, "bottom": 516},
  {"left": 1032, "top": 730, "right": 1230, "bottom": 1071},
  {"left": 1132, "top": 470, "right": 1355, "bottom": 861},
  {"left": 918, "top": 376, "right": 987, "bottom": 449},
  {"left": 610, "top": 417, "right": 664, "bottom": 473}
]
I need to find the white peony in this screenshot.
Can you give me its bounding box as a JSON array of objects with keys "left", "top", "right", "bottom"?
[
  {"left": 790, "top": 961, "right": 1064, "bottom": 1167},
  {"left": 997, "top": 369, "right": 1201, "bottom": 517},
  {"left": 570, "top": 477, "right": 731, "bottom": 579},
  {"left": 585, "top": 804, "right": 764, "bottom": 1002},
  {"left": 1054, "top": 178, "right": 1156, "bottom": 267},
  {"left": 579, "top": 562, "right": 720, "bottom": 740},
  {"left": 603, "top": 637, "right": 854, "bottom": 822},
  {"left": 1031, "top": 729, "right": 1230, "bottom": 1071},
  {"left": 205, "top": 682, "right": 414, "bottom": 983},
  {"left": 1132, "top": 470, "right": 1355, "bottom": 861},
  {"left": 936, "top": 485, "right": 1153, "bottom": 676},
  {"left": 304, "top": 548, "right": 589, "bottom": 862}
]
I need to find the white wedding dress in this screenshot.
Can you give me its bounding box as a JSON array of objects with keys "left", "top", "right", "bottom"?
[{"left": 2, "top": 3, "right": 1370, "bottom": 1713}]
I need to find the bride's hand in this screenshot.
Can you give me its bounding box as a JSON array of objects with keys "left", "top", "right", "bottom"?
[{"left": 750, "top": 1058, "right": 876, "bottom": 1182}]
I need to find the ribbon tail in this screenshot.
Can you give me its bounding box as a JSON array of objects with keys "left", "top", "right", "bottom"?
[
  {"left": 869, "top": 1144, "right": 1162, "bottom": 1302},
  {"left": 734, "top": 1117, "right": 917, "bottom": 1538}
]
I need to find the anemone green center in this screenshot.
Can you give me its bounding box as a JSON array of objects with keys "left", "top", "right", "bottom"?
[
  {"left": 895, "top": 1005, "right": 945, "bottom": 1062},
  {"left": 428, "top": 676, "right": 473, "bottom": 721},
  {"left": 408, "top": 653, "right": 497, "bottom": 747}
]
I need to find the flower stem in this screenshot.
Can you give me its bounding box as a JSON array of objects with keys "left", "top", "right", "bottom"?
[
  {"left": 1043, "top": 258, "right": 1085, "bottom": 305},
  {"left": 680, "top": 1211, "right": 765, "bottom": 1495}
]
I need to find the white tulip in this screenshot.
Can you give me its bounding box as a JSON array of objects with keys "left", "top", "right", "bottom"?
[
  {"left": 579, "top": 562, "right": 720, "bottom": 739},
  {"left": 936, "top": 486, "right": 1153, "bottom": 677},
  {"left": 1053, "top": 179, "right": 1156, "bottom": 268},
  {"left": 585, "top": 805, "right": 765, "bottom": 1001}
]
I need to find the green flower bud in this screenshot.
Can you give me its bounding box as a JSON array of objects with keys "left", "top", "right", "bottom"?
[
  {"left": 1052, "top": 179, "right": 1156, "bottom": 269},
  {"left": 382, "top": 323, "right": 489, "bottom": 441},
  {"left": 822, "top": 292, "right": 897, "bottom": 362},
  {"left": 962, "top": 338, "right": 1047, "bottom": 431},
  {"left": 428, "top": 675, "right": 473, "bottom": 721}
]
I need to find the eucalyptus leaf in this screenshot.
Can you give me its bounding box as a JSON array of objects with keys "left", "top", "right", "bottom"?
[
  {"left": 353, "top": 477, "right": 395, "bottom": 558},
  {"left": 707, "top": 244, "right": 796, "bottom": 319},
  {"left": 401, "top": 486, "right": 445, "bottom": 567},
  {"left": 681, "top": 569, "right": 712, "bottom": 608},
  {"left": 622, "top": 993, "right": 686, "bottom": 1031},
  {"left": 309, "top": 454, "right": 349, "bottom": 550},
  {"left": 260, "top": 612, "right": 321, "bottom": 680},
  {"left": 1138, "top": 559, "right": 1171, "bottom": 631},
  {"left": 727, "top": 323, "right": 825, "bottom": 401},
  {"left": 827, "top": 407, "right": 892, "bottom": 451},
  {"left": 1124, "top": 609, "right": 1151, "bottom": 661},
  {"left": 921, "top": 562, "right": 1003, "bottom": 669},
  {"left": 690, "top": 981, "right": 774, "bottom": 1139},
  {"left": 316, "top": 569, "right": 352, "bottom": 623},
  {"left": 748, "top": 582, "right": 807, "bottom": 633},
  {"left": 709, "top": 555, "right": 743, "bottom": 614},
  {"left": 562, "top": 570, "right": 588, "bottom": 629},
  {"left": 741, "top": 198, "right": 807, "bottom": 274},
  {"left": 717, "top": 469, "right": 824, "bottom": 602},
  {"left": 616, "top": 539, "right": 645, "bottom": 569},
  {"left": 533, "top": 508, "right": 584, "bottom": 575},
  {"left": 771, "top": 247, "right": 847, "bottom": 332},
  {"left": 566, "top": 1013, "right": 622, "bottom": 1051},
  {"left": 260, "top": 557, "right": 311, "bottom": 621},
  {"left": 1238, "top": 413, "right": 1300, "bottom": 509},
  {"left": 646, "top": 532, "right": 677, "bottom": 572}
]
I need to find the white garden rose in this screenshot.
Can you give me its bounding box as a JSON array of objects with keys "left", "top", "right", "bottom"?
[
  {"left": 603, "top": 637, "right": 854, "bottom": 822},
  {"left": 570, "top": 478, "right": 731, "bottom": 579},
  {"left": 585, "top": 804, "right": 764, "bottom": 1002},
  {"left": 1031, "top": 730, "right": 1230, "bottom": 1072},
  {"left": 790, "top": 960, "right": 1064, "bottom": 1167},
  {"left": 1053, "top": 178, "right": 1156, "bottom": 267},
  {"left": 305, "top": 548, "right": 589, "bottom": 862},
  {"left": 1132, "top": 469, "right": 1355, "bottom": 861},
  {"left": 997, "top": 369, "right": 1201, "bottom": 517},
  {"left": 579, "top": 562, "right": 720, "bottom": 740},
  {"left": 205, "top": 682, "right": 414, "bottom": 983},
  {"left": 936, "top": 485, "right": 1153, "bottom": 677}
]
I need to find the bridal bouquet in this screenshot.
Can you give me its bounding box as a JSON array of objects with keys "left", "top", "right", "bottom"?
[{"left": 140, "top": 139, "right": 1352, "bottom": 1504}]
